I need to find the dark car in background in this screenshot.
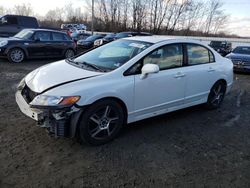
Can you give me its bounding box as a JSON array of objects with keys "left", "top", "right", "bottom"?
[
  {"left": 77, "top": 34, "right": 106, "bottom": 52},
  {"left": 94, "top": 33, "right": 116, "bottom": 47},
  {"left": 209, "top": 41, "right": 232, "bottom": 56},
  {"left": 114, "top": 31, "right": 152, "bottom": 40},
  {"left": 0, "top": 29, "right": 76, "bottom": 63},
  {"left": 226, "top": 46, "right": 250, "bottom": 72},
  {"left": 71, "top": 32, "right": 91, "bottom": 43},
  {"left": 94, "top": 32, "right": 152, "bottom": 47},
  {"left": 0, "top": 15, "right": 39, "bottom": 37}
]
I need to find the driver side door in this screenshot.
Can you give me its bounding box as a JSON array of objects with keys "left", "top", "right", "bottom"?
[
  {"left": 132, "top": 43, "right": 187, "bottom": 121},
  {"left": 27, "top": 31, "right": 52, "bottom": 57}
]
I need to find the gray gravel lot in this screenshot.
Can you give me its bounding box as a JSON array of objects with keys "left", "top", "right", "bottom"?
[{"left": 0, "top": 58, "right": 250, "bottom": 188}]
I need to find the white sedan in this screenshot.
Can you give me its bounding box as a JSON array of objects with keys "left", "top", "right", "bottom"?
[{"left": 16, "top": 36, "right": 233, "bottom": 145}]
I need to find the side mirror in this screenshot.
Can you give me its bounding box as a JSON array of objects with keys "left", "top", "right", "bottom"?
[{"left": 140, "top": 64, "right": 159, "bottom": 79}]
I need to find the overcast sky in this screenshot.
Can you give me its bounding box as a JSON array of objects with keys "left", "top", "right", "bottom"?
[{"left": 1, "top": 0, "right": 250, "bottom": 37}]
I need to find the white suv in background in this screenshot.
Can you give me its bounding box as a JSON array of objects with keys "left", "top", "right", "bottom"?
[{"left": 16, "top": 36, "right": 233, "bottom": 145}]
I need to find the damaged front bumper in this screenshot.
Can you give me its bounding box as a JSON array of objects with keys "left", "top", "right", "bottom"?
[{"left": 16, "top": 90, "right": 81, "bottom": 137}]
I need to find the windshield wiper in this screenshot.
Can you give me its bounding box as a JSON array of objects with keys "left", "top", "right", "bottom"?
[
  {"left": 80, "top": 61, "right": 106, "bottom": 72},
  {"left": 66, "top": 59, "right": 106, "bottom": 72}
]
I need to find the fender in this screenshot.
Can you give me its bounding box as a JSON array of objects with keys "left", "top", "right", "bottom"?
[
  {"left": 77, "top": 92, "right": 127, "bottom": 107},
  {"left": 6, "top": 44, "right": 29, "bottom": 57}
]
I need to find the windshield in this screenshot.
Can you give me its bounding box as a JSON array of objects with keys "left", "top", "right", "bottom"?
[
  {"left": 14, "top": 30, "right": 34, "bottom": 40},
  {"left": 73, "top": 39, "right": 152, "bottom": 71},
  {"left": 233, "top": 47, "right": 250, "bottom": 55},
  {"left": 85, "top": 35, "right": 102, "bottom": 42}
]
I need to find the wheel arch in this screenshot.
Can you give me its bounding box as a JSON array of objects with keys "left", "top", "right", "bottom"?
[
  {"left": 7, "top": 46, "right": 28, "bottom": 57},
  {"left": 212, "top": 79, "right": 227, "bottom": 90},
  {"left": 70, "top": 96, "right": 128, "bottom": 138},
  {"left": 63, "top": 47, "right": 76, "bottom": 56}
]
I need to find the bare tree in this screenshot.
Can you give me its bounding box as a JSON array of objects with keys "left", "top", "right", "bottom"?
[
  {"left": 204, "top": 0, "right": 223, "bottom": 34},
  {"left": 13, "top": 3, "right": 33, "bottom": 16}
]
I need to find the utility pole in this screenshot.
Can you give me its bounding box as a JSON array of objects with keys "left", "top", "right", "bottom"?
[{"left": 91, "top": 0, "right": 94, "bottom": 35}]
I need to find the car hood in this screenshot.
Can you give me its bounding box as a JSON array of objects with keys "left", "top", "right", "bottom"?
[
  {"left": 25, "top": 60, "right": 104, "bottom": 93},
  {"left": 0, "top": 37, "right": 25, "bottom": 42},
  {"left": 227, "top": 53, "right": 250, "bottom": 61}
]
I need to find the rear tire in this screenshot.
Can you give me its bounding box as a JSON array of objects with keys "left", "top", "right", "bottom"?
[
  {"left": 77, "top": 99, "right": 125, "bottom": 145},
  {"left": 206, "top": 81, "right": 226, "bottom": 109},
  {"left": 7, "top": 48, "right": 25, "bottom": 63}
]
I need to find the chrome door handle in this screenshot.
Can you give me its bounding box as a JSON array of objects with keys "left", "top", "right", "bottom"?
[{"left": 174, "top": 72, "right": 186, "bottom": 78}]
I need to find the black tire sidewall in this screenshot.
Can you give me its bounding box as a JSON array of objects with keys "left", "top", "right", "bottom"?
[
  {"left": 7, "top": 48, "right": 25, "bottom": 63},
  {"left": 78, "top": 99, "right": 125, "bottom": 145},
  {"left": 207, "top": 81, "right": 226, "bottom": 109},
  {"left": 65, "top": 49, "right": 75, "bottom": 58}
]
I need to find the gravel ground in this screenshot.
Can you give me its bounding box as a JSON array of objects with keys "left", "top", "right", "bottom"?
[{"left": 0, "top": 58, "right": 250, "bottom": 188}]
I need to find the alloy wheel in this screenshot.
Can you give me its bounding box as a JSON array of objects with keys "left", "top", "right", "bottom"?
[
  {"left": 87, "top": 105, "right": 120, "bottom": 140},
  {"left": 10, "top": 49, "right": 24, "bottom": 63},
  {"left": 210, "top": 84, "right": 224, "bottom": 106}
]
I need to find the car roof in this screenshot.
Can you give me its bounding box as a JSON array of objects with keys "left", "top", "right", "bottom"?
[
  {"left": 26, "top": 28, "right": 67, "bottom": 34},
  {"left": 2, "top": 14, "right": 36, "bottom": 19},
  {"left": 123, "top": 35, "right": 206, "bottom": 44}
]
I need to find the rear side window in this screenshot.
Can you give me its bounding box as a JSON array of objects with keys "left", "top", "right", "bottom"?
[
  {"left": 143, "top": 44, "right": 183, "bottom": 70},
  {"left": 52, "top": 32, "right": 65, "bottom": 41},
  {"left": 187, "top": 44, "right": 214, "bottom": 65},
  {"left": 63, "top": 34, "right": 71, "bottom": 41}
]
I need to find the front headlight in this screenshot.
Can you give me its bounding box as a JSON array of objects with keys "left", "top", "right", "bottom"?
[
  {"left": 77, "top": 40, "right": 84, "bottom": 45},
  {"left": 0, "top": 40, "right": 8, "bottom": 47},
  {"left": 30, "top": 95, "right": 80, "bottom": 109}
]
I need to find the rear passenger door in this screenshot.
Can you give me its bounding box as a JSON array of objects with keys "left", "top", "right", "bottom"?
[
  {"left": 183, "top": 43, "right": 220, "bottom": 104},
  {"left": 51, "top": 32, "right": 68, "bottom": 57}
]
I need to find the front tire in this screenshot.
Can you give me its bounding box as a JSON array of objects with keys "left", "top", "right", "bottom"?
[
  {"left": 78, "top": 99, "right": 125, "bottom": 145},
  {"left": 64, "top": 49, "right": 75, "bottom": 59},
  {"left": 206, "top": 81, "right": 227, "bottom": 109},
  {"left": 7, "top": 48, "right": 25, "bottom": 63}
]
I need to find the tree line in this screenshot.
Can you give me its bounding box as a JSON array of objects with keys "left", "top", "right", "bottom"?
[{"left": 0, "top": 0, "right": 238, "bottom": 37}]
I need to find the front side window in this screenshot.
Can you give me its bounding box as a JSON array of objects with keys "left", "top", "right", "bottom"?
[
  {"left": 187, "top": 44, "right": 214, "bottom": 65},
  {"left": 0, "top": 16, "right": 18, "bottom": 25},
  {"left": 143, "top": 44, "right": 183, "bottom": 70},
  {"left": 125, "top": 44, "right": 183, "bottom": 75},
  {"left": 34, "top": 31, "right": 51, "bottom": 41}
]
